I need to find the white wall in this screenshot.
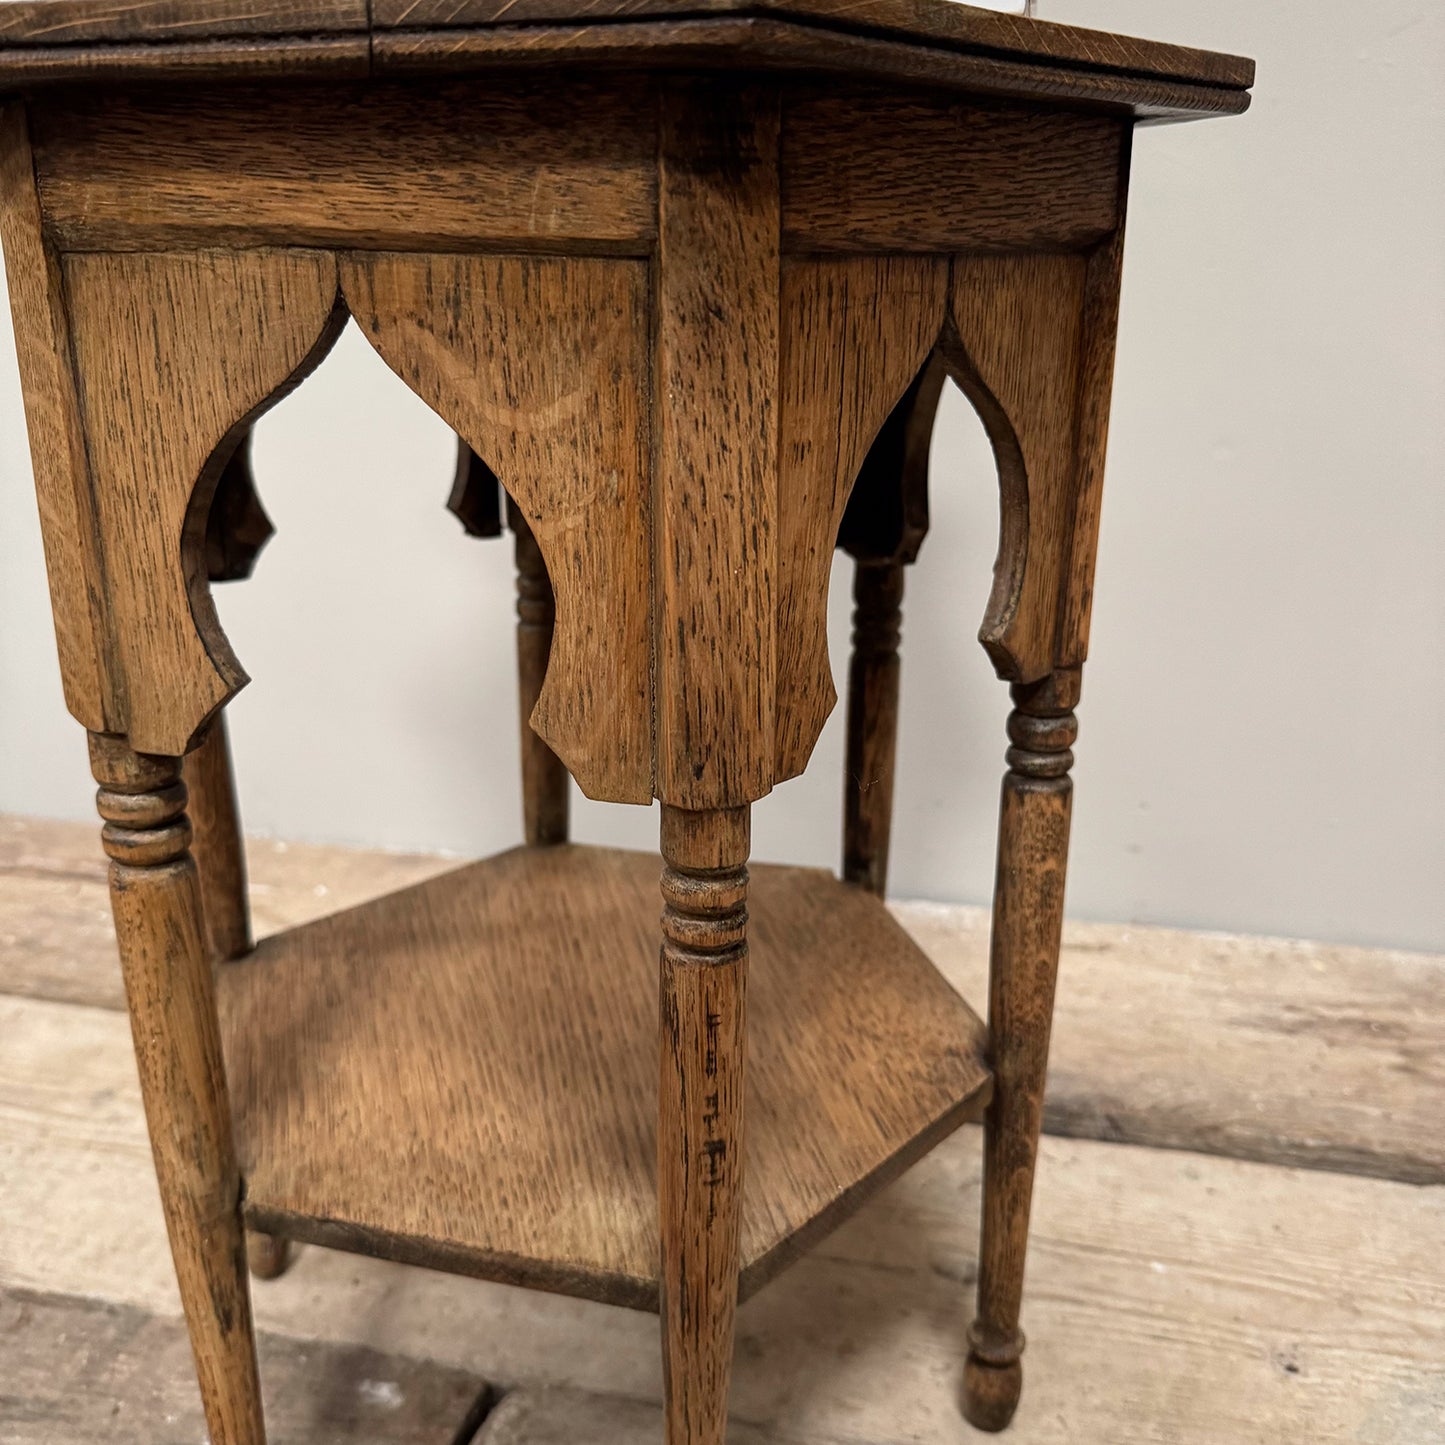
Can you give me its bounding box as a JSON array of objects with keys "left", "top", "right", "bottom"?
[{"left": 0, "top": 0, "right": 1440, "bottom": 951}]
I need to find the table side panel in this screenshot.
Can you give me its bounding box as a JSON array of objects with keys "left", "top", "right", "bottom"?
[
  {"left": 783, "top": 91, "right": 1125, "bottom": 254},
  {"left": 28, "top": 79, "right": 660, "bottom": 254}
]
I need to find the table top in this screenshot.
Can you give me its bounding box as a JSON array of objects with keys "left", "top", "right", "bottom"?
[{"left": 0, "top": 0, "right": 1252, "bottom": 118}]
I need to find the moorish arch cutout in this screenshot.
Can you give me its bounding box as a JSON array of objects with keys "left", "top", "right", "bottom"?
[
  {"left": 63, "top": 242, "right": 1098, "bottom": 801},
  {"left": 772, "top": 248, "right": 1098, "bottom": 782},
  {"left": 61, "top": 248, "right": 347, "bottom": 756},
  {"left": 339, "top": 251, "right": 655, "bottom": 804}
]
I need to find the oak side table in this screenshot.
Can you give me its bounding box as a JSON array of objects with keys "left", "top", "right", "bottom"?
[{"left": 0, "top": 4, "right": 1252, "bottom": 1440}]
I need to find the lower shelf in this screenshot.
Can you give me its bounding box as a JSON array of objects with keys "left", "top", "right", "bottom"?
[{"left": 217, "top": 843, "right": 991, "bottom": 1311}]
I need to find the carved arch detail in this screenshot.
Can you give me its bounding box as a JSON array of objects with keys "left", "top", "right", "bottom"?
[
  {"left": 773, "top": 255, "right": 949, "bottom": 782},
  {"left": 340, "top": 252, "right": 654, "bottom": 805},
  {"left": 944, "top": 251, "right": 1089, "bottom": 684},
  {"left": 62, "top": 248, "right": 346, "bottom": 756}
]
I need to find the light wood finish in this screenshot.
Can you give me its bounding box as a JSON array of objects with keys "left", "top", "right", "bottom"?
[
  {"left": 782, "top": 93, "right": 1124, "bottom": 255},
  {"left": 184, "top": 715, "right": 251, "bottom": 964},
  {"left": 773, "top": 255, "right": 945, "bottom": 782},
  {"left": 30, "top": 81, "right": 657, "bottom": 254},
  {"left": 86, "top": 734, "right": 264, "bottom": 1445},
  {"left": 343, "top": 252, "right": 654, "bottom": 804},
  {"left": 14, "top": 813, "right": 1441, "bottom": 1194},
  {"left": 8, "top": 988, "right": 1443, "bottom": 1445},
  {"left": 966, "top": 670, "right": 1080, "bottom": 1432},
  {"left": 2, "top": 1286, "right": 492, "bottom": 1445},
  {"left": 657, "top": 806, "right": 750, "bottom": 1445},
  {"left": 62, "top": 250, "right": 344, "bottom": 756},
  {"left": 0, "top": 12, "right": 1252, "bottom": 1436},
  {"left": 947, "top": 252, "right": 1088, "bottom": 686},
  {"left": 653, "top": 84, "right": 779, "bottom": 809},
  {"left": 509, "top": 500, "right": 569, "bottom": 847},
  {"left": 0, "top": 103, "right": 111, "bottom": 734},
  {"left": 213, "top": 844, "right": 990, "bottom": 1310}
]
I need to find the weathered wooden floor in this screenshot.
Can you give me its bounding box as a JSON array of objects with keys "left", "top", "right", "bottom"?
[{"left": 1, "top": 814, "right": 1441, "bottom": 1443}]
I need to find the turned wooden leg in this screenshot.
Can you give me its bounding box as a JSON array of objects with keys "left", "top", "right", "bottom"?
[
  {"left": 843, "top": 560, "right": 905, "bottom": 895},
  {"left": 90, "top": 733, "right": 267, "bottom": 1445},
  {"left": 965, "top": 669, "right": 1079, "bottom": 1433},
  {"left": 184, "top": 714, "right": 251, "bottom": 963},
  {"left": 183, "top": 716, "right": 293, "bottom": 1281},
  {"left": 658, "top": 804, "right": 749, "bottom": 1445},
  {"left": 510, "top": 502, "right": 569, "bottom": 846}
]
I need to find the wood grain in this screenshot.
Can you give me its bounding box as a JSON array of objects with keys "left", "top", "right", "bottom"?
[
  {"left": 0, "top": 103, "right": 112, "bottom": 734},
  {"left": 87, "top": 735, "right": 265, "bottom": 1445},
  {"left": 1059, "top": 216, "right": 1129, "bottom": 667},
  {"left": 30, "top": 81, "right": 657, "bottom": 254},
  {"left": 966, "top": 670, "right": 1079, "bottom": 1432},
  {"left": 370, "top": 0, "right": 1253, "bottom": 90},
  {"left": 783, "top": 92, "right": 1124, "bottom": 255},
  {"left": 773, "top": 255, "right": 945, "bottom": 781},
  {"left": 62, "top": 249, "right": 344, "bottom": 756},
  {"left": 7, "top": 994, "right": 1440, "bottom": 1445},
  {"left": 0, "top": 1286, "right": 490, "bottom": 1445},
  {"left": 342, "top": 252, "right": 653, "bottom": 804},
  {"left": 836, "top": 358, "right": 945, "bottom": 897},
  {"left": 653, "top": 83, "right": 780, "bottom": 809},
  {"left": 0, "top": 0, "right": 367, "bottom": 44},
  {"left": 12, "top": 814, "right": 1441, "bottom": 1193},
  {"left": 184, "top": 715, "right": 251, "bottom": 963},
  {"left": 946, "top": 251, "right": 1088, "bottom": 685},
  {"left": 657, "top": 805, "right": 749, "bottom": 1445},
  {"left": 371, "top": 21, "right": 1250, "bottom": 123},
  {"left": 212, "top": 844, "right": 990, "bottom": 1311}
]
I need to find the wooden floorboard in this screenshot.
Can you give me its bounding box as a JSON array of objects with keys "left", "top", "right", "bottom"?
[
  {"left": 0, "top": 1286, "right": 493, "bottom": 1445},
  {"left": 2, "top": 982, "right": 1442, "bottom": 1443},
  {"left": 4, "top": 813, "right": 1441, "bottom": 1186}
]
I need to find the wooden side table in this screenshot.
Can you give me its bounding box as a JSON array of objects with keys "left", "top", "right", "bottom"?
[{"left": 0, "top": 4, "right": 1252, "bottom": 1440}]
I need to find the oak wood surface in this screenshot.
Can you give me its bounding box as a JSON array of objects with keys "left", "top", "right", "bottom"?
[
  {"left": 30, "top": 81, "right": 658, "bottom": 254},
  {"left": 657, "top": 806, "right": 750, "bottom": 1445},
  {"left": 0, "top": 103, "right": 111, "bottom": 734},
  {"left": 63, "top": 249, "right": 344, "bottom": 757},
  {"left": 342, "top": 251, "right": 654, "bottom": 803},
  {"left": 11, "top": 814, "right": 1438, "bottom": 1192},
  {"left": 6, "top": 997, "right": 1441, "bottom": 1445},
  {"left": 184, "top": 715, "right": 251, "bottom": 963},
  {"left": 0, "top": 1286, "right": 491, "bottom": 1445},
  {"left": 371, "top": 0, "right": 1253, "bottom": 89},
  {"left": 773, "top": 255, "right": 944, "bottom": 782},
  {"left": 88, "top": 736, "right": 265, "bottom": 1445},
  {"left": 782, "top": 93, "right": 1124, "bottom": 255},
  {"left": 372, "top": 21, "right": 1250, "bottom": 123},
  {"left": 966, "top": 670, "right": 1079, "bottom": 1431},
  {"left": 213, "top": 843, "right": 990, "bottom": 1311},
  {"left": 947, "top": 251, "right": 1088, "bottom": 685},
  {"left": 0, "top": 0, "right": 1252, "bottom": 119},
  {"left": 653, "top": 84, "right": 779, "bottom": 809}
]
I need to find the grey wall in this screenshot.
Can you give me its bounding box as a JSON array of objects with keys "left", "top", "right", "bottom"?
[{"left": 0, "top": 0, "right": 1440, "bottom": 950}]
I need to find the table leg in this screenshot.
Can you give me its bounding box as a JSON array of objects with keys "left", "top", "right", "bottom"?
[
  {"left": 843, "top": 560, "right": 904, "bottom": 895},
  {"left": 511, "top": 503, "right": 569, "bottom": 846},
  {"left": 90, "top": 732, "right": 267, "bottom": 1445},
  {"left": 658, "top": 804, "right": 749, "bottom": 1445},
  {"left": 965, "top": 669, "right": 1079, "bottom": 1431}
]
